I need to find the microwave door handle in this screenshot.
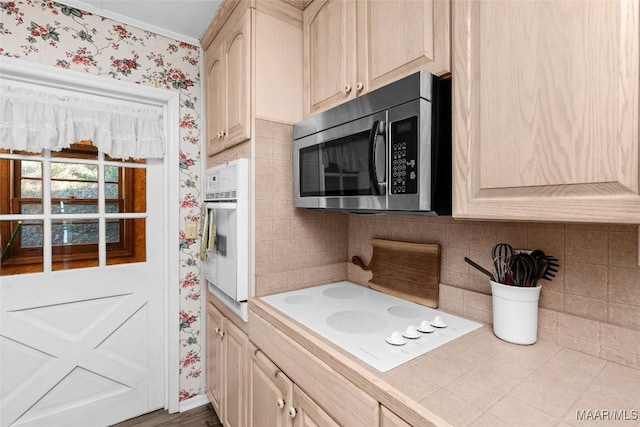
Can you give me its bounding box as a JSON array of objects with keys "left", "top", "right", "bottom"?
[
  {"left": 368, "top": 120, "right": 386, "bottom": 195},
  {"left": 368, "top": 120, "right": 381, "bottom": 196}
]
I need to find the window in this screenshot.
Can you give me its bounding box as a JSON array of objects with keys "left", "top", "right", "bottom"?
[{"left": 0, "top": 142, "right": 146, "bottom": 275}]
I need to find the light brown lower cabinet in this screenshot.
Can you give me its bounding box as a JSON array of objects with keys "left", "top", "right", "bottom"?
[
  {"left": 249, "top": 346, "right": 293, "bottom": 427},
  {"left": 291, "top": 384, "right": 340, "bottom": 427},
  {"left": 249, "top": 346, "right": 339, "bottom": 427},
  {"left": 210, "top": 305, "right": 419, "bottom": 426},
  {"left": 206, "top": 301, "right": 223, "bottom": 415},
  {"left": 206, "top": 299, "right": 248, "bottom": 427},
  {"left": 249, "top": 310, "right": 379, "bottom": 427},
  {"left": 380, "top": 406, "right": 412, "bottom": 427}
]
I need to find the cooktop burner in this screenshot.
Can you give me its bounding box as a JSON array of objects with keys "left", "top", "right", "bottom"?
[{"left": 261, "top": 281, "right": 482, "bottom": 372}]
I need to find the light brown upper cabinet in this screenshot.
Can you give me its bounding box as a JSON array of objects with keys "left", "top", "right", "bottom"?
[
  {"left": 205, "top": 7, "right": 252, "bottom": 156},
  {"left": 303, "top": 0, "right": 450, "bottom": 117},
  {"left": 205, "top": 41, "right": 225, "bottom": 156},
  {"left": 203, "top": 0, "right": 303, "bottom": 159},
  {"left": 453, "top": 0, "right": 640, "bottom": 223}
]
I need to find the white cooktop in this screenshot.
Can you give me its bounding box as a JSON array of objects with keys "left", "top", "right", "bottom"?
[{"left": 260, "top": 281, "right": 482, "bottom": 372}]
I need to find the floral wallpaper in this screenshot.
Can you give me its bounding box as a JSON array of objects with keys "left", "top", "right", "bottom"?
[{"left": 1, "top": 1, "right": 205, "bottom": 401}]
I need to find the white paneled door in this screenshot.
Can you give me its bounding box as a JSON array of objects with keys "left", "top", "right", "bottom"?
[{"left": 0, "top": 159, "right": 165, "bottom": 427}]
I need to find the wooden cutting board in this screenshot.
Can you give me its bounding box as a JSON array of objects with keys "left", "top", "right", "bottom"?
[{"left": 352, "top": 239, "right": 440, "bottom": 308}]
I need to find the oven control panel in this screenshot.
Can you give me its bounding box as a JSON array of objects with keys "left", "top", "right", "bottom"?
[{"left": 390, "top": 116, "right": 418, "bottom": 195}]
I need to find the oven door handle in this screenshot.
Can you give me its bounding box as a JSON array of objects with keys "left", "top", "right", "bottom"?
[
  {"left": 368, "top": 120, "right": 385, "bottom": 196},
  {"left": 206, "top": 202, "right": 237, "bottom": 210}
]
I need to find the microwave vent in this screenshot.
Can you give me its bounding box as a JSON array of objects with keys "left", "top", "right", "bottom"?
[{"left": 206, "top": 190, "right": 237, "bottom": 200}]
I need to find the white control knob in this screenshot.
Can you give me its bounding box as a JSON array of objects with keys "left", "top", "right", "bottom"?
[
  {"left": 277, "top": 398, "right": 285, "bottom": 409},
  {"left": 431, "top": 315, "right": 447, "bottom": 328},
  {"left": 385, "top": 331, "right": 406, "bottom": 345},
  {"left": 418, "top": 320, "right": 435, "bottom": 333},
  {"left": 288, "top": 407, "right": 297, "bottom": 418},
  {"left": 402, "top": 325, "right": 420, "bottom": 339}
]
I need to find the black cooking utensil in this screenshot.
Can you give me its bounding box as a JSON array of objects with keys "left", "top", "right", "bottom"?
[
  {"left": 530, "top": 249, "right": 559, "bottom": 282},
  {"left": 508, "top": 253, "right": 537, "bottom": 287},
  {"left": 464, "top": 257, "right": 495, "bottom": 281},
  {"left": 491, "top": 243, "right": 514, "bottom": 284},
  {"left": 492, "top": 243, "right": 514, "bottom": 261}
]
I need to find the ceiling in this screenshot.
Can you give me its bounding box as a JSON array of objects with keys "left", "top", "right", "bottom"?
[{"left": 62, "top": 0, "right": 223, "bottom": 44}]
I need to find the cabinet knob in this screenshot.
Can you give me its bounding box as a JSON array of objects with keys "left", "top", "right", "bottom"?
[
  {"left": 214, "top": 327, "right": 220, "bottom": 334},
  {"left": 218, "top": 330, "right": 225, "bottom": 339},
  {"left": 277, "top": 398, "right": 285, "bottom": 409},
  {"left": 220, "top": 130, "right": 226, "bottom": 137},
  {"left": 343, "top": 84, "right": 352, "bottom": 94},
  {"left": 288, "top": 407, "right": 297, "bottom": 418},
  {"left": 356, "top": 81, "right": 364, "bottom": 92}
]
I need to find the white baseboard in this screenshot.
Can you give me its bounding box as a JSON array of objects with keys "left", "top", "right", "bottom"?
[{"left": 179, "top": 394, "right": 211, "bottom": 413}]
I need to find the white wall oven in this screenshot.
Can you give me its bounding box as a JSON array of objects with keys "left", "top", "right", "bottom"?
[{"left": 201, "top": 159, "right": 250, "bottom": 321}]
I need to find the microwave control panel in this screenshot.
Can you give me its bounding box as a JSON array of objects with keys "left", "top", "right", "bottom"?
[{"left": 390, "top": 116, "right": 418, "bottom": 195}]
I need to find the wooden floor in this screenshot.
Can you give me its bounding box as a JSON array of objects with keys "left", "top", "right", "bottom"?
[{"left": 112, "top": 404, "right": 222, "bottom": 427}]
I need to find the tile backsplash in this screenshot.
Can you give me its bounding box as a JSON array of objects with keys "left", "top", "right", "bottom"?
[
  {"left": 347, "top": 215, "right": 640, "bottom": 332},
  {"left": 253, "top": 118, "right": 639, "bottom": 368},
  {"left": 254, "top": 119, "right": 347, "bottom": 296}
]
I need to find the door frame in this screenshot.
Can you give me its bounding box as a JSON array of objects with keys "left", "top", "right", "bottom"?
[{"left": 0, "top": 56, "right": 182, "bottom": 413}]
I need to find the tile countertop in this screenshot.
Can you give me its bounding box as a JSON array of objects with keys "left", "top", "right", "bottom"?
[{"left": 249, "top": 298, "right": 640, "bottom": 427}]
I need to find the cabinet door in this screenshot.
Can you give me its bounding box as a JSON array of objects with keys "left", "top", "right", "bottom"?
[
  {"left": 380, "top": 406, "right": 411, "bottom": 427},
  {"left": 222, "top": 319, "right": 248, "bottom": 427},
  {"left": 206, "top": 302, "right": 224, "bottom": 416},
  {"left": 205, "top": 40, "right": 226, "bottom": 156},
  {"left": 357, "top": 0, "right": 450, "bottom": 93},
  {"left": 303, "top": 0, "right": 357, "bottom": 116},
  {"left": 292, "top": 385, "right": 339, "bottom": 427},
  {"left": 453, "top": 0, "right": 640, "bottom": 223},
  {"left": 224, "top": 9, "right": 252, "bottom": 148},
  {"left": 249, "top": 348, "right": 294, "bottom": 427}
]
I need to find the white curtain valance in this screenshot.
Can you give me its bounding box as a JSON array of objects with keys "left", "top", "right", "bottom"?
[{"left": 0, "top": 82, "right": 165, "bottom": 159}]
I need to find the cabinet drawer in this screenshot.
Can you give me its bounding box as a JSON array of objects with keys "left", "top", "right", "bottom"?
[{"left": 250, "top": 311, "right": 379, "bottom": 427}]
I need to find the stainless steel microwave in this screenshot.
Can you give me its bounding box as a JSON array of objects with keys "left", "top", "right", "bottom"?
[{"left": 293, "top": 72, "right": 451, "bottom": 215}]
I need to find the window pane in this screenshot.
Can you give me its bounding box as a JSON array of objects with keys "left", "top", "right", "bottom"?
[
  {"left": 105, "top": 203, "right": 119, "bottom": 213},
  {"left": 107, "top": 218, "right": 145, "bottom": 265},
  {"left": 105, "top": 166, "right": 119, "bottom": 183},
  {"left": 0, "top": 220, "right": 43, "bottom": 276},
  {"left": 129, "top": 167, "right": 146, "bottom": 213},
  {"left": 21, "top": 220, "right": 43, "bottom": 247},
  {"left": 21, "top": 161, "right": 42, "bottom": 178},
  {"left": 106, "top": 220, "right": 120, "bottom": 243},
  {"left": 51, "top": 201, "right": 98, "bottom": 214},
  {"left": 20, "top": 203, "right": 43, "bottom": 214},
  {"left": 106, "top": 166, "right": 145, "bottom": 213},
  {"left": 52, "top": 219, "right": 99, "bottom": 245},
  {"left": 50, "top": 181, "right": 99, "bottom": 199},
  {"left": 21, "top": 179, "right": 42, "bottom": 198},
  {"left": 105, "top": 183, "right": 119, "bottom": 199},
  {"left": 51, "top": 162, "right": 98, "bottom": 181},
  {"left": 1, "top": 159, "right": 10, "bottom": 214}
]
